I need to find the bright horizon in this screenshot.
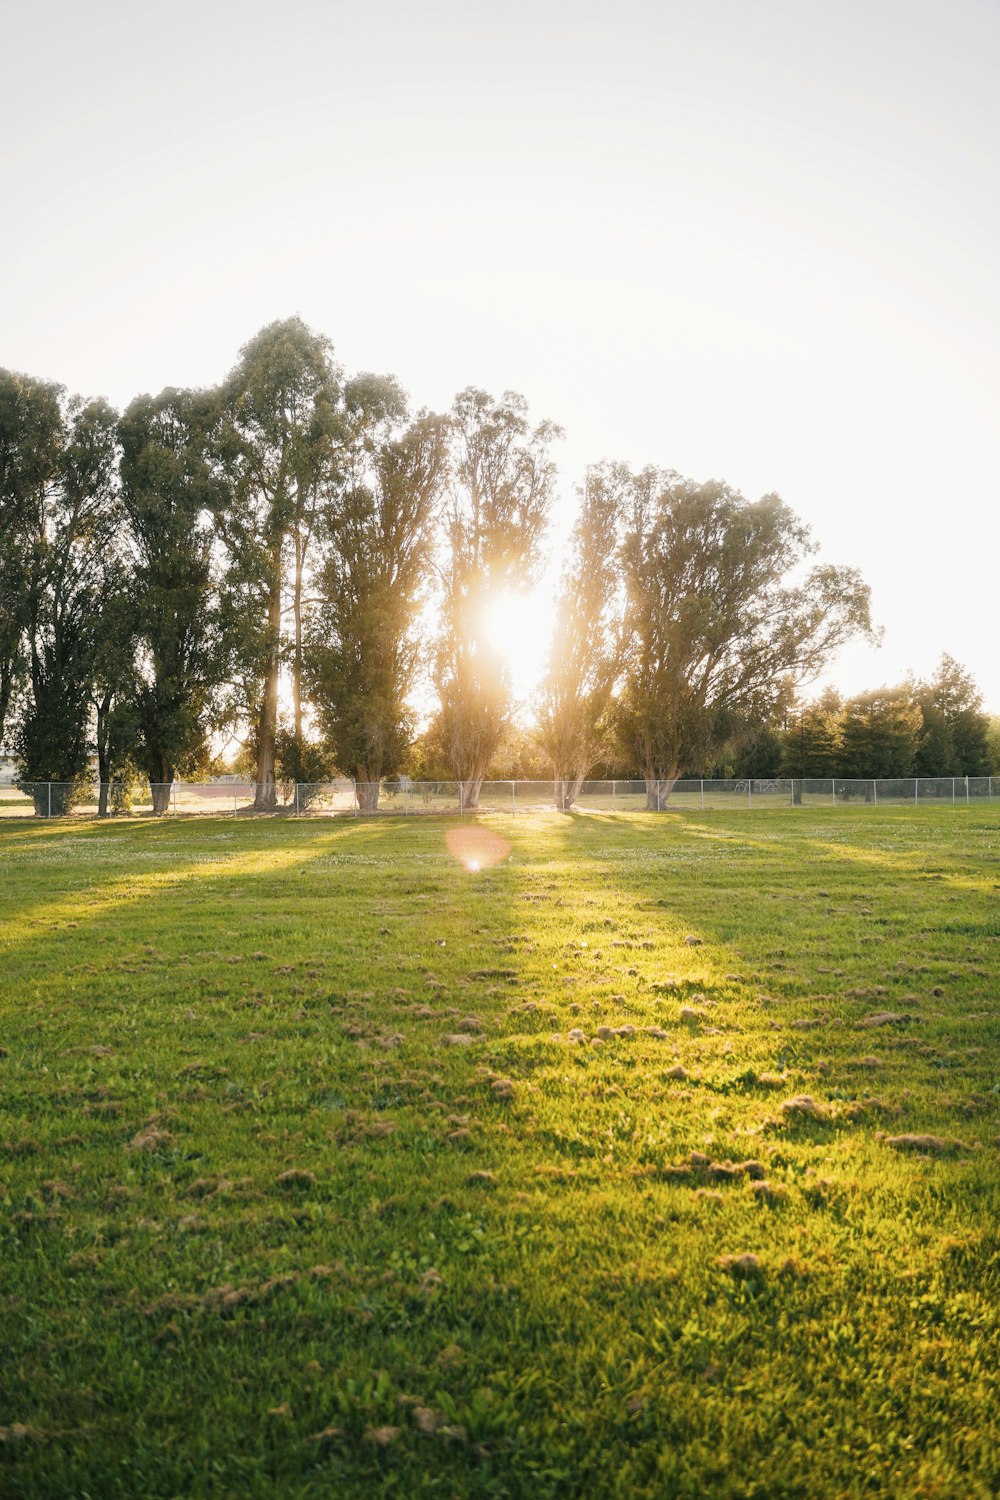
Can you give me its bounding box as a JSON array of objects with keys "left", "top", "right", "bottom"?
[{"left": 4, "top": 0, "right": 999, "bottom": 708}]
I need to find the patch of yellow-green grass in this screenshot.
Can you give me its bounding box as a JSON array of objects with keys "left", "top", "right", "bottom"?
[{"left": 1, "top": 806, "right": 998, "bottom": 1498}]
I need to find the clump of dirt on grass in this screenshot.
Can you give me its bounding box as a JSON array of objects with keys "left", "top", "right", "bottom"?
[
  {"left": 365, "top": 1425, "right": 400, "bottom": 1447},
  {"left": 855, "top": 1012, "right": 908, "bottom": 1029},
  {"left": 412, "top": 1405, "right": 441, "bottom": 1434},
  {"left": 40, "top": 1179, "right": 75, "bottom": 1201},
  {"left": 466, "top": 1170, "right": 496, "bottom": 1187},
  {"left": 883, "top": 1133, "right": 969, "bottom": 1156},
  {"left": 779, "top": 1094, "right": 831, "bottom": 1122},
  {"left": 751, "top": 1180, "right": 787, "bottom": 1205},
  {"left": 663, "top": 1064, "right": 689, "bottom": 1080},
  {"left": 490, "top": 1078, "right": 515, "bottom": 1098},
  {"left": 441, "top": 1033, "right": 474, "bottom": 1046},
  {"left": 0, "top": 1424, "right": 44, "bottom": 1444},
  {"left": 127, "top": 1126, "right": 172, "bottom": 1152},
  {"left": 275, "top": 1168, "right": 316, "bottom": 1188},
  {"left": 718, "top": 1252, "right": 763, "bottom": 1279}
]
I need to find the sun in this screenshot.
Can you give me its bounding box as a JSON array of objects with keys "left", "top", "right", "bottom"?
[{"left": 484, "top": 589, "right": 554, "bottom": 702}]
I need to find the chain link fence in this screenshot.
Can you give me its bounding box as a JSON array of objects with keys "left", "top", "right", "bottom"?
[{"left": 0, "top": 775, "right": 996, "bottom": 818}]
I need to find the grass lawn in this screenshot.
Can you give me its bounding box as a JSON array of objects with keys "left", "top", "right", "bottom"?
[{"left": 1, "top": 807, "right": 998, "bottom": 1498}]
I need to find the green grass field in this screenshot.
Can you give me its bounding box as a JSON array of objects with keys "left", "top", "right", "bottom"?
[{"left": 1, "top": 808, "right": 998, "bottom": 1499}]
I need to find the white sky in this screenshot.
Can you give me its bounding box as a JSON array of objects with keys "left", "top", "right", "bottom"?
[{"left": 4, "top": 0, "right": 999, "bottom": 707}]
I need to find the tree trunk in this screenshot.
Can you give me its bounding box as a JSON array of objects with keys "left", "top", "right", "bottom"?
[
  {"left": 792, "top": 778, "right": 803, "bottom": 806},
  {"left": 355, "top": 775, "right": 380, "bottom": 813},
  {"left": 292, "top": 526, "right": 304, "bottom": 755},
  {"left": 254, "top": 571, "right": 283, "bottom": 812},
  {"left": 555, "top": 767, "right": 587, "bottom": 811},
  {"left": 645, "top": 774, "right": 678, "bottom": 810},
  {"left": 147, "top": 747, "right": 173, "bottom": 815},
  {"left": 95, "top": 691, "right": 112, "bottom": 817},
  {"left": 151, "top": 781, "right": 172, "bottom": 815},
  {"left": 460, "top": 776, "right": 485, "bottom": 811},
  {"left": 0, "top": 660, "right": 12, "bottom": 753}
]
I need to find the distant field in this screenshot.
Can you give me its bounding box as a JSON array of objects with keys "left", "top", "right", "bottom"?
[{"left": 1, "top": 808, "right": 998, "bottom": 1499}]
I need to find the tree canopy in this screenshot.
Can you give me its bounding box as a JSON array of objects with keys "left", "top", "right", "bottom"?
[{"left": 1, "top": 326, "right": 993, "bottom": 815}]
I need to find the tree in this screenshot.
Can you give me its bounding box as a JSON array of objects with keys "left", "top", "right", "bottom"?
[
  {"left": 914, "top": 654, "right": 990, "bottom": 776},
  {"left": 304, "top": 412, "right": 447, "bottom": 810},
  {"left": 780, "top": 688, "right": 844, "bottom": 798},
  {"left": 0, "top": 371, "right": 64, "bottom": 753},
  {"left": 840, "top": 686, "right": 922, "bottom": 789},
  {"left": 119, "top": 387, "right": 230, "bottom": 812},
  {"left": 986, "top": 715, "right": 1000, "bottom": 775},
  {"left": 612, "top": 470, "right": 875, "bottom": 807},
  {"left": 88, "top": 568, "right": 140, "bottom": 816},
  {"left": 535, "top": 462, "right": 625, "bottom": 808},
  {"left": 432, "top": 388, "right": 559, "bottom": 809},
  {"left": 15, "top": 394, "right": 119, "bottom": 813},
  {"left": 219, "top": 320, "right": 404, "bottom": 810}
]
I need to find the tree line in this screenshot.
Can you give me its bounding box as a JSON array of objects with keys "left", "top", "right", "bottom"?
[{"left": 1, "top": 316, "right": 988, "bottom": 817}]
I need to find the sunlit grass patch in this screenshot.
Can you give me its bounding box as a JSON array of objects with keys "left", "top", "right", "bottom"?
[{"left": 1, "top": 807, "right": 999, "bottom": 1497}]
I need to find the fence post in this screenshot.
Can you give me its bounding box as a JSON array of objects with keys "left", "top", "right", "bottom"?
[
  {"left": 831, "top": 779, "right": 836, "bottom": 808},
  {"left": 404, "top": 786, "right": 409, "bottom": 817},
  {"left": 172, "top": 781, "right": 177, "bottom": 816},
  {"left": 965, "top": 776, "right": 970, "bottom": 806},
  {"left": 952, "top": 777, "right": 955, "bottom": 805},
  {"left": 48, "top": 782, "right": 52, "bottom": 819},
  {"left": 511, "top": 780, "right": 516, "bottom": 817},
  {"left": 748, "top": 780, "right": 752, "bottom": 809},
  {"left": 234, "top": 786, "right": 237, "bottom": 818},
  {"left": 915, "top": 777, "right": 919, "bottom": 806},
  {"left": 612, "top": 779, "right": 616, "bottom": 813},
  {"left": 873, "top": 780, "right": 877, "bottom": 806},
  {"left": 295, "top": 783, "right": 300, "bottom": 818},
  {"left": 700, "top": 778, "right": 705, "bottom": 811}
]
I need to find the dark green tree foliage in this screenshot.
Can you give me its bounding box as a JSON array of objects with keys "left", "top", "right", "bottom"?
[
  {"left": 780, "top": 690, "right": 844, "bottom": 778},
  {"left": 914, "top": 654, "right": 991, "bottom": 776},
  {"left": 433, "top": 388, "right": 559, "bottom": 808},
  {"left": 535, "top": 462, "right": 626, "bottom": 807},
  {"left": 613, "top": 472, "right": 874, "bottom": 806},
  {"left": 15, "top": 394, "right": 119, "bottom": 811},
  {"left": 305, "top": 414, "right": 447, "bottom": 809},
  {"left": 119, "top": 388, "right": 230, "bottom": 812},
  {"left": 0, "top": 371, "right": 64, "bottom": 752},
  {"left": 730, "top": 725, "right": 785, "bottom": 778},
  {"left": 89, "top": 568, "right": 140, "bottom": 816},
  {"left": 840, "top": 686, "right": 923, "bottom": 780}
]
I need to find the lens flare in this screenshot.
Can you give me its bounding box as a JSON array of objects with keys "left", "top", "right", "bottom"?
[{"left": 445, "top": 826, "right": 510, "bottom": 872}]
